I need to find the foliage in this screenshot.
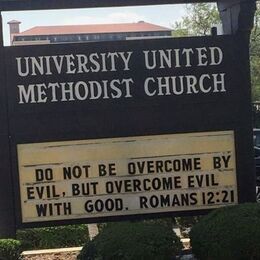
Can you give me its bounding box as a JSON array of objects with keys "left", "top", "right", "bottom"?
[
  {"left": 251, "top": 56, "right": 260, "bottom": 101},
  {"left": 146, "top": 217, "right": 175, "bottom": 228},
  {"left": 253, "top": 102, "right": 260, "bottom": 127},
  {"left": 172, "top": 3, "right": 260, "bottom": 102},
  {"left": 251, "top": 2, "right": 260, "bottom": 56},
  {"left": 190, "top": 203, "right": 260, "bottom": 260},
  {"left": 17, "top": 224, "right": 89, "bottom": 250},
  {"left": 78, "top": 221, "right": 183, "bottom": 260},
  {"left": 0, "top": 239, "right": 22, "bottom": 260},
  {"left": 175, "top": 216, "right": 201, "bottom": 228},
  {"left": 251, "top": 2, "right": 260, "bottom": 101},
  {"left": 172, "top": 3, "right": 220, "bottom": 37}
]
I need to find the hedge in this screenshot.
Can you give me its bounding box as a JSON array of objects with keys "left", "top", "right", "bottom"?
[
  {"left": 0, "top": 239, "right": 22, "bottom": 260},
  {"left": 17, "top": 224, "right": 89, "bottom": 250},
  {"left": 78, "top": 221, "right": 183, "bottom": 260},
  {"left": 190, "top": 203, "right": 260, "bottom": 260}
]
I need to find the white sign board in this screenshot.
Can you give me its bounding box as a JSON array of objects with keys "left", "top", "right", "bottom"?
[{"left": 18, "top": 131, "right": 237, "bottom": 223}]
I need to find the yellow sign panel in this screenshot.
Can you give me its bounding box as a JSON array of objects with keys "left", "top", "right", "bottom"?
[{"left": 17, "top": 131, "right": 237, "bottom": 223}]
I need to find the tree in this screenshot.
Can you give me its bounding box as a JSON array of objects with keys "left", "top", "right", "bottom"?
[
  {"left": 250, "top": 2, "right": 260, "bottom": 101},
  {"left": 172, "top": 3, "right": 220, "bottom": 37},
  {"left": 172, "top": 3, "right": 260, "bottom": 102},
  {"left": 251, "top": 2, "right": 260, "bottom": 55}
]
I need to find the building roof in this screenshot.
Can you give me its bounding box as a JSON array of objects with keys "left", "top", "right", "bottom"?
[{"left": 18, "top": 22, "right": 171, "bottom": 36}]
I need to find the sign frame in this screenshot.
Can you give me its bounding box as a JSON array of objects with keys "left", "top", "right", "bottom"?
[
  {"left": 0, "top": 0, "right": 222, "bottom": 11},
  {"left": 0, "top": 0, "right": 256, "bottom": 237},
  {"left": 3, "top": 34, "right": 256, "bottom": 228}
]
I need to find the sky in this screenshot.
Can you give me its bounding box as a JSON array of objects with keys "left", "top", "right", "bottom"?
[{"left": 1, "top": 4, "right": 187, "bottom": 46}]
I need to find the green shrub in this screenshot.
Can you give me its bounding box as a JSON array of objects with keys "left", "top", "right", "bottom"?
[
  {"left": 17, "top": 224, "right": 89, "bottom": 250},
  {"left": 0, "top": 239, "right": 22, "bottom": 260},
  {"left": 190, "top": 203, "right": 260, "bottom": 260},
  {"left": 78, "top": 221, "right": 182, "bottom": 260},
  {"left": 175, "top": 216, "right": 201, "bottom": 228},
  {"left": 16, "top": 229, "right": 40, "bottom": 251}
]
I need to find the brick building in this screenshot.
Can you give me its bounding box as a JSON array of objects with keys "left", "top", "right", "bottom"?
[{"left": 8, "top": 20, "right": 172, "bottom": 45}]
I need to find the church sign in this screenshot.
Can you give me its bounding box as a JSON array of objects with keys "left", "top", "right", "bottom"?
[
  {"left": 0, "top": 0, "right": 256, "bottom": 235},
  {"left": 4, "top": 35, "right": 253, "bottom": 226}
]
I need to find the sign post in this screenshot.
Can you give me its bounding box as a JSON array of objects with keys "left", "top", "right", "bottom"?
[{"left": 0, "top": 13, "right": 16, "bottom": 237}]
